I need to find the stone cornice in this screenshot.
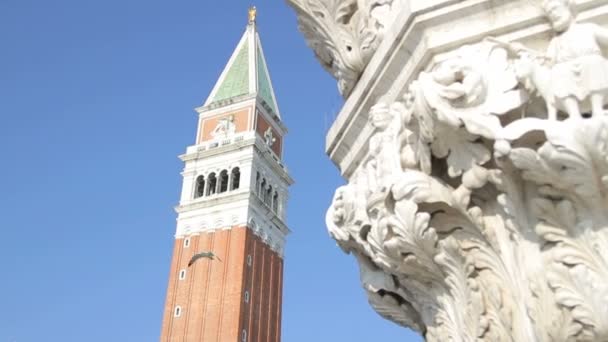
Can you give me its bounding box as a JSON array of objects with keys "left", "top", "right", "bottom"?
[
  {"left": 256, "top": 96, "right": 289, "bottom": 134},
  {"left": 195, "top": 94, "right": 257, "bottom": 114},
  {"left": 175, "top": 191, "right": 250, "bottom": 214},
  {"left": 179, "top": 133, "right": 257, "bottom": 163}
]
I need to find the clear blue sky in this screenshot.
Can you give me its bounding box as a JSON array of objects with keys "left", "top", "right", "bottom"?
[{"left": 0, "top": 1, "right": 422, "bottom": 341}]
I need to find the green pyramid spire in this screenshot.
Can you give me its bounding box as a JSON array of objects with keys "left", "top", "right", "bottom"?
[
  {"left": 257, "top": 43, "right": 278, "bottom": 115},
  {"left": 210, "top": 41, "right": 249, "bottom": 104},
  {"left": 204, "top": 21, "right": 281, "bottom": 118}
]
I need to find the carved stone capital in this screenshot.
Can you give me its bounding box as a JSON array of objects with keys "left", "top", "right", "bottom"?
[{"left": 293, "top": 0, "right": 608, "bottom": 340}]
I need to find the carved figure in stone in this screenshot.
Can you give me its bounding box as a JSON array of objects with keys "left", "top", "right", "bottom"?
[
  {"left": 359, "top": 0, "right": 397, "bottom": 37},
  {"left": 400, "top": 92, "right": 421, "bottom": 170},
  {"left": 398, "top": 90, "right": 432, "bottom": 174},
  {"left": 545, "top": 0, "right": 608, "bottom": 117},
  {"left": 211, "top": 115, "right": 236, "bottom": 138},
  {"left": 264, "top": 127, "right": 276, "bottom": 147},
  {"left": 367, "top": 101, "right": 404, "bottom": 193},
  {"left": 515, "top": 0, "right": 608, "bottom": 119},
  {"left": 432, "top": 53, "right": 486, "bottom": 107},
  {"left": 326, "top": 176, "right": 370, "bottom": 247},
  {"left": 416, "top": 44, "right": 524, "bottom": 140}
]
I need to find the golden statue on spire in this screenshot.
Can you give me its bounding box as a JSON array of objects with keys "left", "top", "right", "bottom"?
[{"left": 248, "top": 6, "right": 257, "bottom": 24}]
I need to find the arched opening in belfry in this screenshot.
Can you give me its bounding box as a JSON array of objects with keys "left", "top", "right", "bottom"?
[
  {"left": 255, "top": 172, "right": 261, "bottom": 195},
  {"left": 218, "top": 170, "right": 229, "bottom": 193},
  {"left": 272, "top": 191, "right": 279, "bottom": 213},
  {"left": 265, "top": 185, "right": 272, "bottom": 206},
  {"left": 231, "top": 167, "right": 241, "bottom": 190},
  {"left": 260, "top": 178, "right": 267, "bottom": 199},
  {"left": 195, "top": 175, "right": 205, "bottom": 198},
  {"left": 207, "top": 173, "right": 217, "bottom": 196}
]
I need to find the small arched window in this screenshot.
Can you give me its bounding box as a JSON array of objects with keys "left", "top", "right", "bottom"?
[
  {"left": 272, "top": 191, "right": 279, "bottom": 213},
  {"left": 231, "top": 167, "right": 241, "bottom": 190},
  {"left": 179, "top": 269, "right": 186, "bottom": 280},
  {"left": 174, "top": 306, "right": 182, "bottom": 317},
  {"left": 206, "top": 173, "right": 217, "bottom": 196},
  {"left": 242, "top": 329, "right": 247, "bottom": 342},
  {"left": 194, "top": 175, "right": 205, "bottom": 199},
  {"left": 244, "top": 290, "right": 250, "bottom": 303},
  {"left": 255, "top": 172, "right": 260, "bottom": 195},
  {"left": 260, "top": 179, "right": 266, "bottom": 199},
  {"left": 218, "top": 170, "right": 229, "bottom": 193},
  {"left": 265, "top": 185, "right": 272, "bottom": 206},
  {"left": 184, "top": 238, "right": 190, "bottom": 248}
]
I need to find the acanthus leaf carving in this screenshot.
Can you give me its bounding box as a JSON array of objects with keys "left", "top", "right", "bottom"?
[
  {"left": 286, "top": 0, "right": 401, "bottom": 97},
  {"left": 321, "top": 1, "right": 608, "bottom": 341}
]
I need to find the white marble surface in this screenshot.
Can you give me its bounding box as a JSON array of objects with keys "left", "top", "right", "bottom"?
[{"left": 288, "top": 0, "right": 608, "bottom": 340}]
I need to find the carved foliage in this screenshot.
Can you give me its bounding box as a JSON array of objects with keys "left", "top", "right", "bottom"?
[
  {"left": 326, "top": 40, "right": 608, "bottom": 341},
  {"left": 286, "top": 0, "right": 400, "bottom": 97}
]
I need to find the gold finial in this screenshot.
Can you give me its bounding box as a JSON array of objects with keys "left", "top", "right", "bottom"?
[{"left": 248, "top": 6, "right": 257, "bottom": 24}]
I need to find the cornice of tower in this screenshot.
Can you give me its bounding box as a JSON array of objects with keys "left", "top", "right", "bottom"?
[
  {"left": 195, "top": 96, "right": 287, "bottom": 138},
  {"left": 175, "top": 190, "right": 251, "bottom": 214},
  {"left": 255, "top": 96, "right": 288, "bottom": 135},
  {"left": 179, "top": 131, "right": 257, "bottom": 162}
]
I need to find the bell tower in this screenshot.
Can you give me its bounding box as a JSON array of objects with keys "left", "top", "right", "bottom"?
[{"left": 160, "top": 8, "right": 292, "bottom": 342}]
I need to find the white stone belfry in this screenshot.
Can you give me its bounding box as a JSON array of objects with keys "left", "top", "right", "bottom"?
[
  {"left": 175, "top": 18, "right": 292, "bottom": 256},
  {"left": 287, "top": 0, "right": 608, "bottom": 340}
]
